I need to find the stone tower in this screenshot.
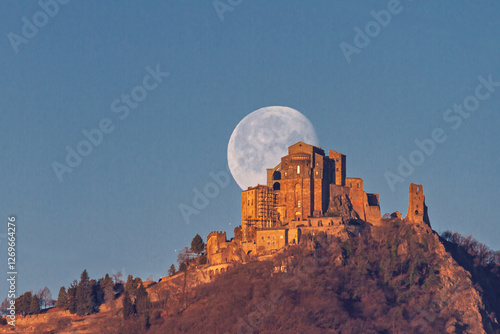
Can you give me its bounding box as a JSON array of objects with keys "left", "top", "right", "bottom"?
[
  {"left": 406, "top": 183, "right": 430, "bottom": 226},
  {"left": 241, "top": 185, "right": 278, "bottom": 243}
]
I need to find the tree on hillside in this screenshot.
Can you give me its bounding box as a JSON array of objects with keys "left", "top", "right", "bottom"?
[
  {"left": 177, "top": 248, "right": 191, "bottom": 310},
  {"left": 125, "top": 274, "right": 141, "bottom": 295},
  {"left": 134, "top": 283, "right": 151, "bottom": 315},
  {"left": 29, "top": 295, "right": 40, "bottom": 315},
  {"left": 191, "top": 234, "right": 205, "bottom": 254},
  {"left": 93, "top": 279, "right": 105, "bottom": 306},
  {"left": 37, "top": 287, "right": 52, "bottom": 309},
  {"left": 101, "top": 274, "right": 115, "bottom": 308},
  {"left": 16, "top": 291, "right": 32, "bottom": 316},
  {"left": 90, "top": 279, "right": 103, "bottom": 312},
  {"left": 177, "top": 247, "right": 192, "bottom": 271},
  {"left": 178, "top": 262, "right": 187, "bottom": 272},
  {"left": 168, "top": 264, "right": 176, "bottom": 277},
  {"left": 56, "top": 287, "right": 68, "bottom": 310},
  {"left": 76, "top": 270, "right": 95, "bottom": 316},
  {"left": 122, "top": 291, "right": 135, "bottom": 320},
  {"left": 112, "top": 271, "right": 123, "bottom": 284},
  {"left": 67, "top": 280, "right": 78, "bottom": 314},
  {"left": 1, "top": 298, "right": 9, "bottom": 314}
]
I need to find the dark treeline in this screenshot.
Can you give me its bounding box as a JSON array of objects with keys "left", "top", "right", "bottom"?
[
  {"left": 56, "top": 270, "right": 151, "bottom": 319},
  {"left": 1, "top": 286, "right": 54, "bottom": 318}
]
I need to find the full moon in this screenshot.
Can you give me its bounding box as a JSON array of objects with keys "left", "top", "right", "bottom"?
[{"left": 227, "top": 106, "right": 319, "bottom": 190}]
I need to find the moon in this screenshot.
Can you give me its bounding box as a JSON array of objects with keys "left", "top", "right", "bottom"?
[{"left": 227, "top": 106, "right": 319, "bottom": 190}]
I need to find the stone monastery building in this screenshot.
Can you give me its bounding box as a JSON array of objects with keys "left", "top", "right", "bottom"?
[{"left": 207, "top": 142, "right": 429, "bottom": 265}]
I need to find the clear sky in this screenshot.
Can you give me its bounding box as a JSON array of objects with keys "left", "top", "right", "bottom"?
[{"left": 1, "top": 1, "right": 499, "bottom": 298}]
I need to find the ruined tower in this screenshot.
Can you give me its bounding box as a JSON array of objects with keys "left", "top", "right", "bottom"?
[{"left": 406, "top": 183, "right": 430, "bottom": 226}]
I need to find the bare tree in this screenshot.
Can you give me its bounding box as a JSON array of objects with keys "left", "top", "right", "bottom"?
[
  {"left": 1, "top": 298, "right": 9, "bottom": 314},
  {"left": 112, "top": 271, "right": 123, "bottom": 284},
  {"left": 177, "top": 247, "right": 196, "bottom": 269},
  {"left": 37, "top": 287, "right": 52, "bottom": 309}
]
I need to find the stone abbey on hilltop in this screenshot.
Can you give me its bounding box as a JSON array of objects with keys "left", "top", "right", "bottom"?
[{"left": 207, "top": 141, "right": 430, "bottom": 266}]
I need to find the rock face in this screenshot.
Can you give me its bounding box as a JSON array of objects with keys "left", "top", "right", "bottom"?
[
  {"left": 373, "top": 220, "right": 498, "bottom": 333},
  {"left": 415, "top": 225, "right": 492, "bottom": 333},
  {"left": 326, "top": 194, "right": 358, "bottom": 219}
]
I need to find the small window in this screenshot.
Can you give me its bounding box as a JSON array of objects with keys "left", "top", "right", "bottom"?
[{"left": 297, "top": 165, "right": 300, "bottom": 174}]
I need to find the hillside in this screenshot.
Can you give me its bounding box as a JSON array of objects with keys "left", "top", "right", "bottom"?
[
  {"left": 144, "top": 219, "right": 499, "bottom": 334},
  {"left": 3, "top": 219, "right": 498, "bottom": 333}
]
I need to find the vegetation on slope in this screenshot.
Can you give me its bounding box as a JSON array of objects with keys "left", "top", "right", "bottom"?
[
  {"left": 139, "top": 220, "right": 499, "bottom": 333},
  {"left": 2, "top": 223, "right": 499, "bottom": 333}
]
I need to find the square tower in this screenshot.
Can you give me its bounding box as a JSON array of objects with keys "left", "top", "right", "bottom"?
[
  {"left": 406, "top": 183, "right": 431, "bottom": 226},
  {"left": 241, "top": 185, "right": 277, "bottom": 242}
]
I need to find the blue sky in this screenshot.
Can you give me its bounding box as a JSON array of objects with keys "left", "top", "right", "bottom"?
[{"left": 1, "top": 0, "right": 499, "bottom": 298}]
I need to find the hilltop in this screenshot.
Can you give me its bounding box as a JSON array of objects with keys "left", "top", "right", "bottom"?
[{"left": 2, "top": 219, "right": 499, "bottom": 333}]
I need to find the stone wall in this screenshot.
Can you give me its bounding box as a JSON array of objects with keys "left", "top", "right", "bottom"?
[
  {"left": 256, "top": 228, "right": 288, "bottom": 254},
  {"left": 206, "top": 231, "right": 228, "bottom": 265}
]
